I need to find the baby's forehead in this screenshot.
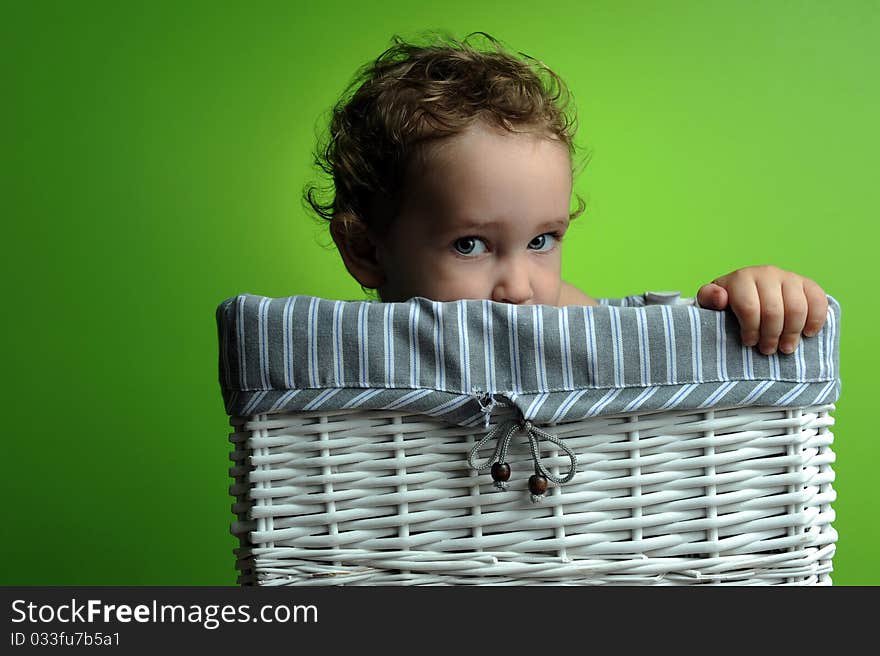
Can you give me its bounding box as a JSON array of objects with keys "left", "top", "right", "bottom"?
[
  {"left": 415, "top": 122, "right": 566, "bottom": 161},
  {"left": 408, "top": 129, "right": 569, "bottom": 183},
  {"left": 404, "top": 131, "right": 571, "bottom": 195},
  {"left": 394, "top": 122, "right": 573, "bottom": 229}
]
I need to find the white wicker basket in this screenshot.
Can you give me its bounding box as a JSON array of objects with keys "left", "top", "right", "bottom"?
[
  {"left": 229, "top": 402, "right": 836, "bottom": 585},
  {"left": 218, "top": 293, "right": 840, "bottom": 585}
]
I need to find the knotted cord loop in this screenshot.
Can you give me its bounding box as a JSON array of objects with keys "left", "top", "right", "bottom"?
[
  {"left": 475, "top": 392, "right": 499, "bottom": 428},
  {"left": 522, "top": 421, "right": 578, "bottom": 485},
  {"left": 467, "top": 421, "right": 520, "bottom": 489},
  {"left": 467, "top": 419, "right": 578, "bottom": 497}
]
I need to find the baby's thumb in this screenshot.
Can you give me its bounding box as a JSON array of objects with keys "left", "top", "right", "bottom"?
[{"left": 696, "top": 282, "right": 728, "bottom": 310}]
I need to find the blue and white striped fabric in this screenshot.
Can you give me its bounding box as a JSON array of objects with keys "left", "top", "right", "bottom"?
[{"left": 216, "top": 293, "right": 841, "bottom": 427}]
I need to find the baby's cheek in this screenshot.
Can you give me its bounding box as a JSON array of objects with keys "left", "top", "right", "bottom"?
[
  {"left": 444, "top": 277, "right": 491, "bottom": 302},
  {"left": 418, "top": 266, "right": 484, "bottom": 301},
  {"left": 539, "top": 270, "right": 564, "bottom": 306}
]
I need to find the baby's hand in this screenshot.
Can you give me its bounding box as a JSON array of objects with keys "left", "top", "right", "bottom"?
[{"left": 696, "top": 266, "right": 828, "bottom": 355}]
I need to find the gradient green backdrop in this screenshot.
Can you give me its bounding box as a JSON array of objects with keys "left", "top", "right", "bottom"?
[{"left": 4, "top": 1, "right": 877, "bottom": 585}]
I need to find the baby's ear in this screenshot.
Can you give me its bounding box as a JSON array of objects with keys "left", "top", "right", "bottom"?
[{"left": 330, "top": 214, "right": 385, "bottom": 289}]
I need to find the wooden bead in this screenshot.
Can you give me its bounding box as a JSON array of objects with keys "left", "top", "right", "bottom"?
[
  {"left": 491, "top": 462, "right": 511, "bottom": 482},
  {"left": 528, "top": 474, "right": 548, "bottom": 496}
]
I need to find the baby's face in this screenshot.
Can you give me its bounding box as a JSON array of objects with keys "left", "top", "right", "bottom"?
[{"left": 375, "top": 122, "right": 573, "bottom": 305}]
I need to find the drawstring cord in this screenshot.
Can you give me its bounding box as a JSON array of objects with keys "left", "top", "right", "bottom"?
[
  {"left": 467, "top": 419, "right": 578, "bottom": 502},
  {"left": 476, "top": 392, "right": 498, "bottom": 429}
]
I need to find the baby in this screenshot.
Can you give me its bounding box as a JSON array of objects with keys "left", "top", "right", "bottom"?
[{"left": 304, "top": 32, "right": 827, "bottom": 356}]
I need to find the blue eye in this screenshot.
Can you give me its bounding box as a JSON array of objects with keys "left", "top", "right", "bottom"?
[
  {"left": 529, "top": 233, "right": 557, "bottom": 252},
  {"left": 453, "top": 237, "right": 487, "bottom": 256}
]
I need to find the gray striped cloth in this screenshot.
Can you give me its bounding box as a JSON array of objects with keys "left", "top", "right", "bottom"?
[{"left": 216, "top": 293, "right": 841, "bottom": 427}]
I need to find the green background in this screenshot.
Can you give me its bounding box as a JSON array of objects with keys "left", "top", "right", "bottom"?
[{"left": 4, "top": 1, "right": 877, "bottom": 584}]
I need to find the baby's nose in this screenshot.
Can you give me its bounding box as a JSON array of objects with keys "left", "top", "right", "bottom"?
[{"left": 491, "top": 262, "right": 533, "bottom": 305}]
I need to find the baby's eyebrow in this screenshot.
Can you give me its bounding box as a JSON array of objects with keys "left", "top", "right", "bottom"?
[
  {"left": 446, "top": 218, "right": 570, "bottom": 233},
  {"left": 536, "top": 219, "right": 570, "bottom": 232},
  {"left": 445, "top": 220, "right": 502, "bottom": 233}
]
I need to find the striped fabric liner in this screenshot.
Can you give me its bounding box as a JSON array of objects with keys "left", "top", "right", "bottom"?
[{"left": 216, "top": 293, "right": 841, "bottom": 427}]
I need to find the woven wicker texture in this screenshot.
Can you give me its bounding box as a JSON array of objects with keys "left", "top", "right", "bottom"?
[{"left": 229, "top": 403, "right": 836, "bottom": 585}]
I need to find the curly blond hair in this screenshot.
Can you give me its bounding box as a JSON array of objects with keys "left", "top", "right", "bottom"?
[{"left": 303, "top": 31, "right": 588, "bottom": 245}]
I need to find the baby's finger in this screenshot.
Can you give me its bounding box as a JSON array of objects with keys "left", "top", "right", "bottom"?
[
  {"left": 802, "top": 279, "right": 828, "bottom": 337},
  {"left": 696, "top": 282, "right": 728, "bottom": 310},
  {"left": 725, "top": 276, "right": 761, "bottom": 347},
  {"left": 778, "top": 279, "right": 809, "bottom": 354},
  {"left": 755, "top": 277, "right": 785, "bottom": 355}
]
